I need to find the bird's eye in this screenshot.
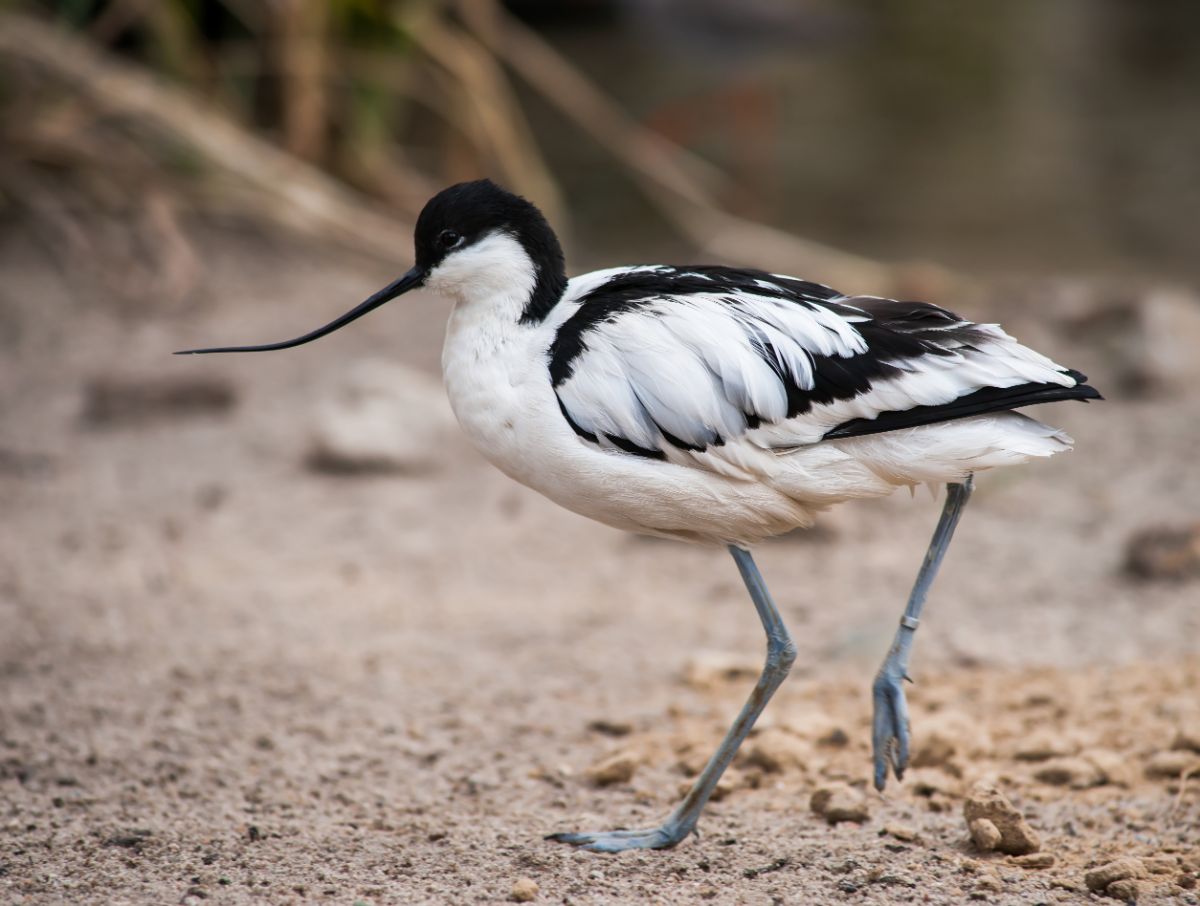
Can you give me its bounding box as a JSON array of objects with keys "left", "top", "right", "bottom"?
[{"left": 438, "top": 229, "right": 463, "bottom": 250}]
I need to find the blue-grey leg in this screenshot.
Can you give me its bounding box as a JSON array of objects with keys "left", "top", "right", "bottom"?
[
  {"left": 872, "top": 475, "right": 974, "bottom": 791},
  {"left": 548, "top": 544, "right": 797, "bottom": 853}
]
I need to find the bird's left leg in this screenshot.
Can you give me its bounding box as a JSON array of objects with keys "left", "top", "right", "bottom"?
[
  {"left": 872, "top": 474, "right": 974, "bottom": 791},
  {"left": 548, "top": 544, "right": 796, "bottom": 853}
]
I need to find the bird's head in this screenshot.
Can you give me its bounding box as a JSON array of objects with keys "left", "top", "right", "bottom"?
[{"left": 176, "top": 179, "right": 567, "bottom": 356}]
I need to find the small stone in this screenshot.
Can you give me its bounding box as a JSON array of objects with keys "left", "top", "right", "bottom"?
[
  {"left": 82, "top": 375, "right": 236, "bottom": 427},
  {"left": 1011, "top": 852, "right": 1056, "bottom": 869},
  {"left": 1014, "top": 731, "right": 1079, "bottom": 762},
  {"left": 973, "top": 875, "right": 1004, "bottom": 894},
  {"left": 677, "top": 768, "right": 747, "bottom": 802},
  {"left": 1141, "top": 855, "right": 1178, "bottom": 875},
  {"left": 883, "top": 823, "right": 919, "bottom": 842},
  {"left": 510, "top": 877, "right": 539, "bottom": 902},
  {"left": 907, "top": 767, "right": 962, "bottom": 798},
  {"left": 910, "top": 712, "right": 992, "bottom": 770},
  {"left": 1171, "top": 722, "right": 1200, "bottom": 754},
  {"left": 968, "top": 818, "right": 1002, "bottom": 853},
  {"left": 810, "top": 783, "right": 870, "bottom": 824},
  {"left": 1032, "top": 756, "right": 1104, "bottom": 788},
  {"left": 1085, "top": 858, "right": 1148, "bottom": 892},
  {"left": 586, "top": 719, "right": 633, "bottom": 737},
  {"left": 741, "top": 728, "right": 810, "bottom": 774},
  {"left": 585, "top": 751, "right": 638, "bottom": 787},
  {"left": 1105, "top": 878, "right": 1143, "bottom": 902},
  {"left": 683, "top": 652, "right": 759, "bottom": 689},
  {"left": 1144, "top": 749, "right": 1200, "bottom": 779},
  {"left": 307, "top": 360, "right": 457, "bottom": 473},
  {"left": 1124, "top": 523, "right": 1200, "bottom": 582},
  {"left": 1084, "top": 749, "right": 1134, "bottom": 787},
  {"left": 962, "top": 781, "right": 1040, "bottom": 855}
]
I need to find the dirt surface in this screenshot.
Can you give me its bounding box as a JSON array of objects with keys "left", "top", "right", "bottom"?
[{"left": 1, "top": 228, "right": 1198, "bottom": 905}]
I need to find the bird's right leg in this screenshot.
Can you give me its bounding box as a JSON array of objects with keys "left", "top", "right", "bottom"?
[
  {"left": 872, "top": 475, "right": 974, "bottom": 791},
  {"left": 547, "top": 544, "right": 796, "bottom": 853}
]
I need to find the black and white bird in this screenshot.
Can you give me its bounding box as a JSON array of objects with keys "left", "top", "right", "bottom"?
[{"left": 179, "top": 179, "right": 1100, "bottom": 853}]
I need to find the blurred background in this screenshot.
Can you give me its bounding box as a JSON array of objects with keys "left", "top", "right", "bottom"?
[{"left": 1, "top": 2, "right": 1198, "bottom": 902}]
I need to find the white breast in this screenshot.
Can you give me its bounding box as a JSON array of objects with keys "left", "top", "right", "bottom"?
[{"left": 439, "top": 286, "right": 816, "bottom": 546}]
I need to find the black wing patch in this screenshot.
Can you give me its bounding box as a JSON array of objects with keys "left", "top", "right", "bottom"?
[{"left": 825, "top": 372, "right": 1102, "bottom": 439}]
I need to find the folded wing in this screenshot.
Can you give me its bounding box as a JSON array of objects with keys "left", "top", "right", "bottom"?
[{"left": 548, "top": 266, "right": 1099, "bottom": 468}]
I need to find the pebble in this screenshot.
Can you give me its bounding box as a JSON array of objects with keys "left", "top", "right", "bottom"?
[
  {"left": 1084, "top": 749, "right": 1134, "bottom": 787},
  {"left": 883, "top": 823, "right": 919, "bottom": 842},
  {"left": 1105, "top": 878, "right": 1144, "bottom": 902},
  {"left": 682, "top": 651, "right": 759, "bottom": 689},
  {"left": 586, "top": 718, "right": 633, "bottom": 737},
  {"left": 1011, "top": 852, "right": 1056, "bottom": 869},
  {"left": 510, "top": 877, "right": 539, "bottom": 902},
  {"left": 1144, "top": 749, "right": 1200, "bottom": 779},
  {"left": 1014, "top": 731, "right": 1079, "bottom": 762},
  {"left": 1172, "top": 722, "right": 1200, "bottom": 754},
  {"left": 741, "top": 728, "right": 811, "bottom": 774},
  {"left": 1124, "top": 523, "right": 1200, "bottom": 582},
  {"left": 907, "top": 767, "right": 962, "bottom": 798},
  {"left": 968, "top": 818, "right": 1002, "bottom": 852},
  {"left": 910, "top": 712, "right": 992, "bottom": 770},
  {"left": 1085, "top": 858, "right": 1148, "bottom": 892},
  {"left": 1141, "top": 855, "right": 1178, "bottom": 875},
  {"left": 1032, "top": 756, "right": 1104, "bottom": 788},
  {"left": 973, "top": 875, "right": 1004, "bottom": 894},
  {"left": 585, "top": 751, "right": 638, "bottom": 787},
  {"left": 307, "top": 360, "right": 457, "bottom": 473},
  {"left": 810, "top": 783, "right": 870, "bottom": 824},
  {"left": 82, "top": 375, "right": 236, "bottom": 427},
  {"left": 962, "top": 781, "right": 1040, "bottom": 855}
]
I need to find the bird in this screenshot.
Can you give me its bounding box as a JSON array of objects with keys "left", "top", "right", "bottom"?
[{"left": 178, "top": 179, "right": 1100, "bottom": 853}]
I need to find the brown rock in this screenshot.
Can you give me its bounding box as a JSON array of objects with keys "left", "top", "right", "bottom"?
[
  {"left": 307, "top": 360, "right": 457, "bottom": 473},
  {"left": 810, "top": 783, "right": 870, "bottom": 824},
  {"left": 585, "top": 751, "right": 638, "bottom": 787},
  {"left": 883, "top": 823, "right": 919, "bottom": 842},
  {"left": 1014, "top": 731, "right": 1079, "bottom": 762},
  {"left": 1141, "top": 855, "right": 1178, "bottom": 875},
  {"left": 1011, "top": 852, "right": 1056, "bottom": 869},
  {"left": 683, "top": 652, "right": 759, "bottom": 689},
  {"left": 1083, "top": 749, "right": 1134, "bottom": 787},
  {"left": 82, "top": 375, "right": 236, "bottom": 427},
  {"left": 741, "top": 728, "right": 810, "bottom": 774},
  {"left": 586, "top": 718, "right": 633, "bottom": 737},
  {"left": 1144, "top": 749, "right": 1200, "bottom": 779},
  {"left": 972, "top": 875, "right": 1004, "bottom": 894},
  {"left": 911, "top": 712, "right": 992, "bottom": 770},
  {"left": 677, "top": 768, "right": 747, "bottom": 802},
  {"left": 1171, "top": 722, "right": 1200, "bottom": 754},
  {"left": 962, "top": 781, "right": 1040, "bottom": 855},
  {"left": 968, "top": 817, "right": 1002, "bottom": 852},
  {"left": 1032, "top": 756, "right": 1104, "bottom": 788},
  {"left": 1124, "top": 524, "right": 1200, "bottom": 582},
  {"left": 907, "top": 767, "right": 963, "bottom": 798},
  {"left": 1105, "top": 878, "right": 1143, "bottom": 902},
  {"left": 1084, "top": 858, "right": 1148, "bottom": 892},
  {"left": 510, "top": 877, "right": 539, "bottom": 902}
]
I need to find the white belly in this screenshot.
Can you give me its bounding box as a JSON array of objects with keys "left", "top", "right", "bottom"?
[{"left": 441, "top": 306, "right": 816, "bottom": 546}]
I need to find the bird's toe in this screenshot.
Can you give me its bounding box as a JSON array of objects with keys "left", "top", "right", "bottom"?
[
  {"left": 546, "top": 824, "right": 685, "bottom": 853},
  {"left": 871, "top": 672, "right": 911, "bottom": 791}
]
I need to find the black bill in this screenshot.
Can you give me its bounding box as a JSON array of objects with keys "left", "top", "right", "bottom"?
[{"left": 175, "top": 266, "right": 426, "bottom": 355}]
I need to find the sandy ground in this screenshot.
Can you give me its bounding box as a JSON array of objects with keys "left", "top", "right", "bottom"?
[{"left": 1, "top": 227, "right": 1198, "bottom": 905}]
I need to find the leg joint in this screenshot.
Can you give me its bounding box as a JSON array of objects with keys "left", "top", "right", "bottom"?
[{"left": 766, "top": 635, "right": 797, "bottom": 673}]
